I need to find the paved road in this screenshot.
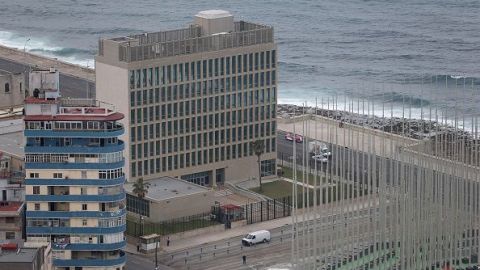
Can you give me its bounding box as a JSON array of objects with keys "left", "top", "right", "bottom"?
[
  {"left": 156, "top": 205, "right": 379, "bottom": 270},
  {"left": 126, "top": 252, "right": 174, "bottom": 270},
  {"left": 0, "top": 57, "right": 95, "bottom": 99}
]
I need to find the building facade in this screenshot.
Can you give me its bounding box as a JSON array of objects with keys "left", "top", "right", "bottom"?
[
  {"left": 23, "top": 78, "right": 126, "bottom": 269},
  {"left": 0, "top": 201, "right": 24, "bottom": 245},
  {"left": 96, "top": 10, "right": 277, "bottom": 185},
  {"left": 0, "top": 69, "right": 26, "bottom": 110}
]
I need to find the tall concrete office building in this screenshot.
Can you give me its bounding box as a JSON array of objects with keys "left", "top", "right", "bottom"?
[
  {"left": 96, "top": 10, "right": 278, "bottom": 185},
  {"left": 23, "top": 69, "right": 126, "bottom": 269}
]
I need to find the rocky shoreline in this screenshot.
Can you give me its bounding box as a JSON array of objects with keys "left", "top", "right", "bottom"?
[{"left": 278, "top": 104, "right": 473, "bottom": 141}]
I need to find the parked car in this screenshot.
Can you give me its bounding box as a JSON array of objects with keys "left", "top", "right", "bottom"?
[
  {"left": 242, "top": 230, "right": 271, "bottom": 246},
  {"left": 284, "top": 132, "right": 294, "bottom": 141},
  {"left": 312, "top": 154, "right": 329, "bottom": 163},
  {"left": 295, "top": 134, "right": 303, "bottom": 143}
]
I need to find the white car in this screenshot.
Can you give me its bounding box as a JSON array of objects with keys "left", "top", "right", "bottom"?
[
  {"left": 320, "top": 148, "right": 332, "bottom": 157},
  {"left": 242, "top": 230, "right": 271, "bottom": 246},
  {"left": 312, "top": 154, "right": 329, "bottom": 163}
]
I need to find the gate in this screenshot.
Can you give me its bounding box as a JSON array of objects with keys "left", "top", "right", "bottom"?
[{"left": 245, "top": 196, "right": 292, "bottom": 224}]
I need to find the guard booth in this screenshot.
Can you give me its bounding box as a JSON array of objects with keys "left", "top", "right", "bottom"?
[
  {"left": 139, "top": 234, "right": 160, "bottom": 253},
  {"left": 212, "top": 203, "right": 244, "bottom": 228}
]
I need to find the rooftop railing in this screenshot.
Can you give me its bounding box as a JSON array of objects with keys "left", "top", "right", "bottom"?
[
  {"left": 60, "top": 99, "right": 116, "bottom": 115},
  {"left": 100, "top": 21, "right": 273, "bottom": 62}
]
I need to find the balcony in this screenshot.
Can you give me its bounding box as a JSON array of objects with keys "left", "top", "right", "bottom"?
[
  {"left": 25, "top": 176, "right": 125, "bottom": 187},
  {"left": 25, "top": 141, "right": 124, "bottom": 154},
  {"left": 24, "top": 128, "right": 124, "bottom": 138},
  {"left": 26, "top": 192, "right": 126, "bottom": 202},
  {"left": 27, "top": 224, "right": 126, "bottom": 235},
  {"left": 52, "top": 240, "right": 127, "bottom": 251},
  {"left": 26, "top": 207, "right": 126, "bottom": 219},
  {"left": 25, "top": 160, "right": 125, "bottom": 170},
  {"left": 53, "top": 251, "right": 126, "bottom": 267}
]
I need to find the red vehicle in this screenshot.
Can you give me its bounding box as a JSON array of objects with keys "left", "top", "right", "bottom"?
[
  {"left": 285, "top": 133, "right": 303, "bottom": 143},
  {"left": 284, "top": 132, "right": 294, "bottom": 141},
  {"left": 295, "top": 134, "right": 303, "bottom": 143}
]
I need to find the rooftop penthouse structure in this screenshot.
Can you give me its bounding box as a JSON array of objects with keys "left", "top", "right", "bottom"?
[
  {"left": 96, "top": 10, "right": 278, "bottom": 185},
  {"left": 23, "top": 69, "right": 126, "bottom": 270}
]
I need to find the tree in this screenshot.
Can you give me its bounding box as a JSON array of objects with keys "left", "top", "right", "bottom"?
[
  {"left": 251, "top": 140, "right": 265, "bottom": 192},
  {"left": 132, "top": 177, "right": 150, "bottom": 199},
  {"left": 132, "top": 177, "right": 150, "bottom": 236}
]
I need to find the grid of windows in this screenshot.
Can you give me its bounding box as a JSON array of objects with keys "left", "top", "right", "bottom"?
[{"left": 128, "top": 50, "right": 277, "bottom": 178}]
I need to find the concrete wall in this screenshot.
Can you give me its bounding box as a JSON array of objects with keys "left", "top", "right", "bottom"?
[
  {"left": 0, "top": 73, "right": 25, "bottom": 109},
  {"left": 95, "top": 61, "right": 130, "bottom": 179},
  {"left": 147, "top": 189, "right": 215, "bottom": 222}
]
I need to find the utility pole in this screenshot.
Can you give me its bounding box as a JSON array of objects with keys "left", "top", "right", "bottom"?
[{"left": 155, "top": 236, "right": 159, "bottom": 270}]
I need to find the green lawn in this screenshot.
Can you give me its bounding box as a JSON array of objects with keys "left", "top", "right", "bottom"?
[
  {"left": 280, "top": 166, "right": 328, "bottom": 186},
  {"left": 250, "top": 180, "right": 298, "bottom": 199}
]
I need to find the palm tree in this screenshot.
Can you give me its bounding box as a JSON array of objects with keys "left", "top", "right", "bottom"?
[
  {"left": 251, "top": 140, "right": 265, "bottom": 192},
  {"left": 132, "top": 177, "right": 149, "bottom": 236},
  {"left": 132, "top": 177, "right": 150, "bottom": 199}
]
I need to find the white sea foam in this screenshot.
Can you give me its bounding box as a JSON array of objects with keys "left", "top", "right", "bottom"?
[{"left": 0, "top": 30, "right": 93, "bottom": 67}]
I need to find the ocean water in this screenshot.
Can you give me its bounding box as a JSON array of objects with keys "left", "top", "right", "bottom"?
[{"left": 0, "top": 0, "right": 479, "bottom": 122}]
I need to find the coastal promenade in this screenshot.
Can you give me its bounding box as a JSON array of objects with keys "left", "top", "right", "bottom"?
[
  {"left": 0, "top": 44, "right": 94, "bottom": 82},
  {"left": 277, "top": 115, "right": 418, "bottom": 159},
  {"left": 0, "top": 45, "right": 95, "bottom": 98}
]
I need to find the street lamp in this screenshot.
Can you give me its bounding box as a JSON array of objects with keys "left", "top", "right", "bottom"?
[
  {"left": 140, "top": 216, "right": 145, "bottom": 236},
  {"left": 23, "top": 38, "right": 31, "bottom": 53}
]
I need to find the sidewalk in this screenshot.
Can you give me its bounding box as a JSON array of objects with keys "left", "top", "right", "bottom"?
[
  {"left": 0, "top": 44, "right": 94, "bottom": 82},
  {"left": 278, "top": 116, "right": 418, "bottom": 158},
  {"left": 134, "top": 215, "right": 293, "bottom": 255},
  {"left": 125, "top": 194, "right": 378, "bottom": 257}
]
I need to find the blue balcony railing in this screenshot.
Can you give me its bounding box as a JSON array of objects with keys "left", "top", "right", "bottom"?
[
  {"left": 26, "top": 208, "right": 126, "bottom": 218},
  {"left": 26, "top": 192, "right": 125, "bottom": 202},
  {"left": 24, "top": 128, "right": 124, "bottom": 138},
  {"left": 25, "top": 141, "right": 124, "bottom": 154},
  {"left": 25, "top": 176, "right": 125, "bottom": 187},
  {"left": 52, "top": 240, "right": 126, "bottom": 251},
  {"left": 53, "top": 251, "right": 126, "bottom": 267},
  {"left": 25, "top": 160, "right": 124, "bottom": 170},
  {"left": 27, "top": 224, "right": 126, "bottom": 235}
]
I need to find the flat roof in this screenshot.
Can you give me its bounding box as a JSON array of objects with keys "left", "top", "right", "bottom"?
[
  {"left": 196, "top": 10, "right": 232, "bottom": 19},
  {"left": 0, "top": 119, "right": 24, "bottom": 158},
  {"left": 0, "top": 248, "right": 38, "bottom": 263},
  {"left": 0, "top": 202, "right": 23, "bottom": 213},
  {"left": 125, "top": 177, "right": 210, "bottom": 201}
]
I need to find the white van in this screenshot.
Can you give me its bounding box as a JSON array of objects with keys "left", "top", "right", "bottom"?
[{"left": 242, "top": 230, "right": 271, "bottom": 246}]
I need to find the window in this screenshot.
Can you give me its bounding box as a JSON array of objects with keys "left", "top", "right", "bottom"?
[
  {"left": 81, "top": 187, "right": 87, "bottom": 195},
  {"left": 30, "top": 173, "right": 39, "bottom": 178},
  {"left": 4, "top": 83, "right": 9, "bottom": 93},
  {"left": 82, "top": 219, "right": 88, "bottom": 226},
  {"left": 81, "top": 171, "right": 87, "bottom": 178},
  {"left": 34, "top": 203, "right": 40, "bottom": 211},
  {"left": 5, "top": 232, "right": 15, "bottom": 239},
  {"left": 82, "top": 204, "right": 88, "bottom": 211},
  {"left": 5, "top": 217, "right": 15, "bottom": 223},
  {"left": 53, "top": 173, "right": 62, "bottom": 179},
  {"left": 33, "top": 186, "right": 40, "bottom": 195}
]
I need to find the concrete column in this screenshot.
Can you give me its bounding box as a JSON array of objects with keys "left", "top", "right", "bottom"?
[{"left": 211, "top": 170, "right": 217, "bottom": 188}]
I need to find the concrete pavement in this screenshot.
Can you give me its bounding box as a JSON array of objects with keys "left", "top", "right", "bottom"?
[
  {"left": 0, "top": 44, "right": 94, "bottom": 82},
  {"left": 277, "top": 115, "right": 418, "bottom": 158},
  {"left": 0, "top": 56, "right": 95, "bottom": 99}
]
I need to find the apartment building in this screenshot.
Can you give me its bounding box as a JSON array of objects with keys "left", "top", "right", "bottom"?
[
  {"left": 96, "top": 10, "right": 278, "bottom": 185},
  {"left": 0, "top": 201, "right": 24, "bottom": 245},
  {"left": 23, "top": 70, "right": 126, "bottom": 269}
]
